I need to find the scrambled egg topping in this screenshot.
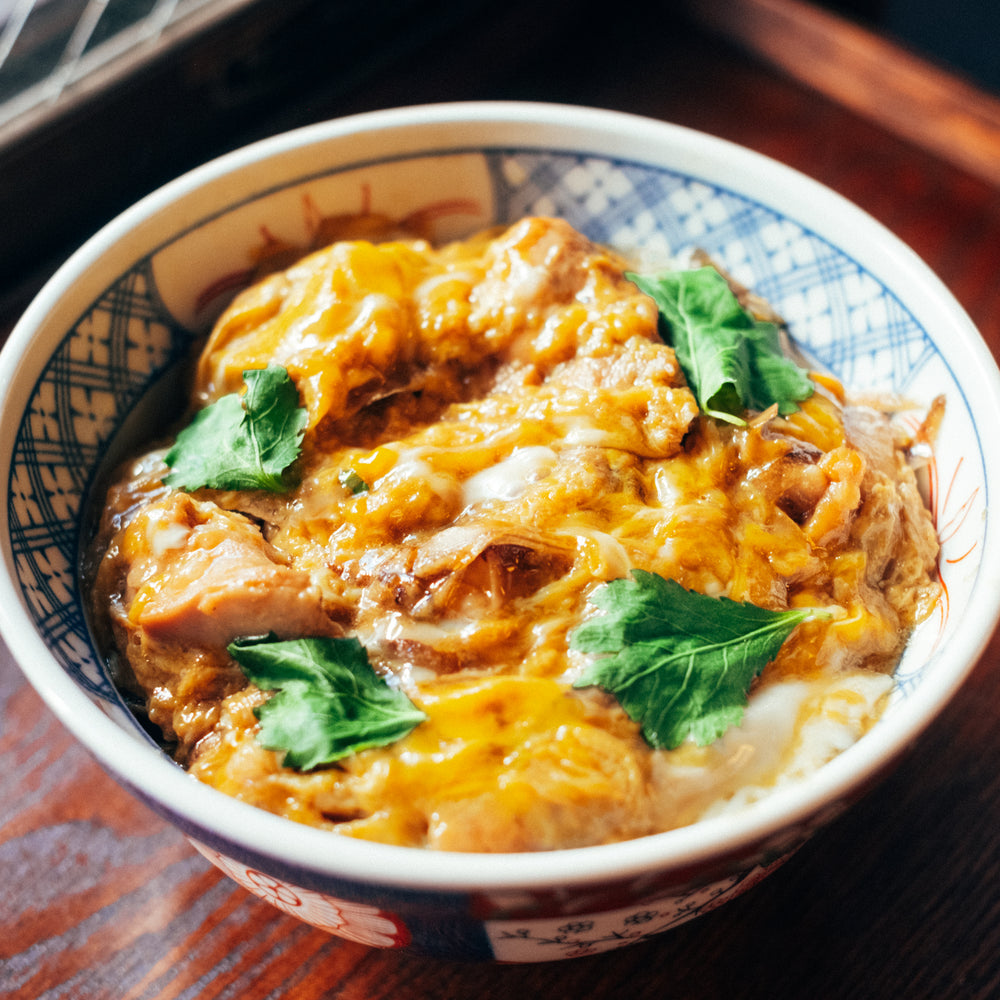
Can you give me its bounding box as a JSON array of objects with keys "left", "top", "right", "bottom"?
[{"left": 89, "top": 217, "right": 941, "bottom": 851}]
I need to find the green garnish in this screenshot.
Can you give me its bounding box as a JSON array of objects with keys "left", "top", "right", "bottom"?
[
  {"left": 338, "top": 469, "right": 369, "bottom": 495},
  {"left": 228, "top": 635, "right": 428, "bottom": 770},
  {"left": 571, "top": 570, "right": 830, "bottom": 750},
  {"left": 628, "top": 267, "right": 814, "bottom": 425},
  {"left": 164, "top": 364, "right": 307, "bottom": 492}
]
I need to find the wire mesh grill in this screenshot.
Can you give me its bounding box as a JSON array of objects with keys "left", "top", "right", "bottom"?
[{"left": 0, "top": 0, "right": 247, "bottom": 135}]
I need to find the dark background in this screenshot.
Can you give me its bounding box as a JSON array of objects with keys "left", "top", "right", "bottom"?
[{"left": 824, "top": 0, "right": 1000, "bottom": 93}]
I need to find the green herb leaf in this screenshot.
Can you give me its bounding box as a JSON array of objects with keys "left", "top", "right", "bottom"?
[
  {"left": 628, "top": 267, "right": 814, "bottom": 424},
  {"left": 228, "top": 635, "right": 427, "bottom": 770},
  {"left": 339, "top": 469, "right": 369, "bottom": 495},
  {"left": 164, "top": 364, "right": 307, "bottom": 492},
  {"left": 571, "top": 570, "right": 828, "bottom": 749}
]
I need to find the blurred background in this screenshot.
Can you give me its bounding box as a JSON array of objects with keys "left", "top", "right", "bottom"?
[
  {"left": 827, "top": 0, "right": 1000, "bottom": 93},
  {"left": 0, "top": 0, "right": 995, "bottom": 308}
]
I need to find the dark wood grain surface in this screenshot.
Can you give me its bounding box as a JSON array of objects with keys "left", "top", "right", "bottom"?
[{"left": 4, "top": 4, "right": 1000, "bottom": 997}]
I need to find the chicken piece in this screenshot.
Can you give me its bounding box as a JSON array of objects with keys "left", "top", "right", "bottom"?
[
  {"left": 113, "top": 491, "right": 338, "bottom": 648},
  {"left": 352, "top": 522, "right": 576, "bottom": 620},
  {"left": 467, "top": 216, "right": 662, "bottom": 371},
  {"left": 93, "top": 490, "right": 340, "bottom": 754},
  {"left": 544, "top": 338, "right": 698, "bottom": 458}
]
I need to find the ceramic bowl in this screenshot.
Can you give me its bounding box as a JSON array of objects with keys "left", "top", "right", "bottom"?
[{"left": 3, "top": 102, "right": 999, "bottom": 962}]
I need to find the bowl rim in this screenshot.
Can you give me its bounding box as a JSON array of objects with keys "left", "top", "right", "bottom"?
[{"left": 3, "top": 99, "right": 1000, "bottom": 894}]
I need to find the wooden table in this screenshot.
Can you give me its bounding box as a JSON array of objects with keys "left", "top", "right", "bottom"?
[{"left": 5, "top": 2, "right": 1000, "bottom": 996}]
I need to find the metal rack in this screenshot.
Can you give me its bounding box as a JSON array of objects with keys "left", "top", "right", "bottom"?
[{"left": 0, "top": 0, "right": 256, "bottom": 144}]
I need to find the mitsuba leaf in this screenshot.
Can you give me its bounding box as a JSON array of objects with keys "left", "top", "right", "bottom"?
[
  {"left": 228, "top": 635, "right": 428, "bottom": 770},
  {"left": 338, "top": 469, "right": 369, "bottom": 495},
  {"left": 628, "top": 267, "right": 814, "bottom": 424},
  {"left": 164, "top": 364, "right": 307, "bottom": 492},
  {"left": 571, "top": 570, "right": 828, "bottom": 750}
]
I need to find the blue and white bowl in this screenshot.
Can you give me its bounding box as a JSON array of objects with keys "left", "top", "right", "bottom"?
[{"left": 2, "top": 102, "right": 999, "bottom": 961}]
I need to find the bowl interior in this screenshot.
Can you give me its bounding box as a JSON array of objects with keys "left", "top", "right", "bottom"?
[{"left": 2, "top": 103, "right": 998, "bottom": 888}]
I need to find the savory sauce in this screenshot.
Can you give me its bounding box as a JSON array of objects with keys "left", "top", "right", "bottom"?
[{"left": 88, "top": 217, "right": 941, "bottom": 851}]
